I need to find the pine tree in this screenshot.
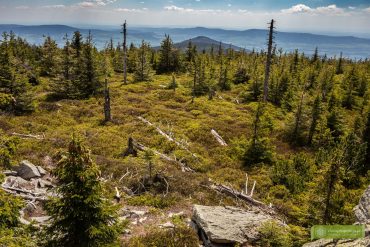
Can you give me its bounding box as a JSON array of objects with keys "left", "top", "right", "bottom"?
[
  {"left": 0, "top": 32, "right": 34, "bottom": 113},
  {"left": 167, "top": 74, "right": 178, "bottom": 91},
  {"left": 80, "top": 31, "right": 100, "bottom": 97},
  {"left": 157, "top": 35, "right": 181, "bottom": 73},
  {"left": 308, "top": 95, "right": 322, "bottom": 145},
  {"left": 103, "top": 78, "right": 111, "bottom": 122},
  {"left": 134, "top": 41, "right": 153, "bottom": 82},
  {"left": 44, "top": 138, "right": 122, "bottom": 247},
  {"left": 40, "top": 36, "right": 59, "bottom": 76},
  {"left": 336, "top": 52, "right": 343, "bottom": 74},
  {"left": 311, "top": 47, "right": 319, "bottom": 63},
  {"left": 364, "top": 111, "right": 370, "bottom": 169},
  {"left": 244, "top": 103, "right": 274, "bottom": 166}
]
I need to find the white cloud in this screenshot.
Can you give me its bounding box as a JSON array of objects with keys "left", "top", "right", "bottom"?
[
  {"left": 281, "top": 4, "right": 311, "bottom": 14},
  {"left": 316, "top": 5, "right": 345, "bottom": 15},
  {"left": 281, "top": 4, "right": 346, "bottom": 16},
  {"left": 15, "top": 6, "right": 30, "bottom": 10},
  {"left": 77, "top": 2, "right": 96, "bottom": 8},
  {"left": 76, "top": 0, "right": 117, "bottom": 8},
  {"left": 164, "top": 5, "right": 194, "bottom": 12},
  {"left": 164, "top": 5, "right": 230, "bottom": 14},
  {"left": 115, "top": 8, "right": 148, "bottom": 13},
  {"left": 41, "top": 5, "right": 66, "bottom": 9},
  {"left": 365, "top": 7, "right": 370, "bottom": 13}
]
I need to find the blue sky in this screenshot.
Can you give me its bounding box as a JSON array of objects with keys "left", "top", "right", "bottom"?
[{"left": 0, "top": 0, "right": 369, "bottom": 34}]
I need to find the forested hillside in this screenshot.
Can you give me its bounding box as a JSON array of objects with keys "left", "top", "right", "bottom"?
[{"left": 0, "top": 26, "right": 369, "bottom": 246}]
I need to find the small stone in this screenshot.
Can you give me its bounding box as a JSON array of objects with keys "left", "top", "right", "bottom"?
[
  {"left": 159, "top": 222, "right": 175, "bottom": 229},
  {"left": 169, "top": 211, "right": 184, "bottom": 218},
  {"left": 139, "top": 217, "right": 148, "bottom": 223}
]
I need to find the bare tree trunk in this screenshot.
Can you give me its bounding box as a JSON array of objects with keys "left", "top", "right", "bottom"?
[
  {"left": 263, "top": 19, "right": 275, "bottom": 102},
  {"left": 122, "top": 20, "right": 127, "bottom": 84},
  {"left": 104, "top": 78, "right": 111, "bottom": 122}
]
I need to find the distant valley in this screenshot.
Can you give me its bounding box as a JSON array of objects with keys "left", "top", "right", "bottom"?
[{"left": 0, "top": 24, "right": 369, "bottom": 59}]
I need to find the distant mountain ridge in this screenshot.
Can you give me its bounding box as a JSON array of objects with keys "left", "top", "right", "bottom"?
[
  {"left": 171, "top": 36, "right": 244, "bottom": 52},
  {"left": 0, "top": 24, "right": 369, "bottom": 59}
]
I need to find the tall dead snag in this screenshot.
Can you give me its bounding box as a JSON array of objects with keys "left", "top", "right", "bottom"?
[
  {"left": 263, "top": 19, "right": 275, "bottom": 102},
  {"left": 121, "top": 20, "right": 127, "bottom": 84},
  {"left": 104, "top": 78, "right": 111, "bottom": 122}
]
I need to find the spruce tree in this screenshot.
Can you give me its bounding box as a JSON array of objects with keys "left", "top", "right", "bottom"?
[
  {"left": 157, "top": 35, "right": 181, "bottom": 73},
  {"left": 44, "top": 138, "right": 122, "bottom": 247},
  {"left": 0, "top": 32, "right": 34, "bottom": 113},
  {"left": 308, "top": 95, "right": 322, "bottom": 145},
  {"left": 40, "top": 36, "right": 59, "bottom": 76},
  {"left": 364, "top": 111, "right": 370, "bottom": 169},
  {"left": 134, "top": 41, "right": 153, "bottom": 82}
]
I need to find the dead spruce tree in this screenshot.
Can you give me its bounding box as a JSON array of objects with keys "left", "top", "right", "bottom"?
[
  {"left": 103, "top": 78, "right": 111, "bottom": 122},
  {"left": 122, "top": 20, "right": 128, "bottom": 84},
  {"left": 263, "top": 19, "right": 275, "bottom": 102}
]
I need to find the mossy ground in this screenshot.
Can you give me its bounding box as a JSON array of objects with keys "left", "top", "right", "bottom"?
[{"left": 0, "top": 72, "right": 358, "bottom": 244}]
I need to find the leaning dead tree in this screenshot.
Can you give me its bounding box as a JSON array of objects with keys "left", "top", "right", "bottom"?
[
  {"left": 263, "top": 19, "right": 275, "bottom": 102},
  {"left": 122, "top": 20, "right": 128, "bottom": 84},
  {"left": 104, "top": 78, "right": 111, "bottom": 122}
]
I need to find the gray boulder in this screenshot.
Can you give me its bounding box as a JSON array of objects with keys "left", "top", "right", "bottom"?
[
  {"left": 192, "top": 205, "right": 281, "bottom": 245},
  {"left": 15, "top": 160, "right": 41, "bottom": 180},
  {"left": 354, "top": 185, "right": 370, "bottom": 224}
]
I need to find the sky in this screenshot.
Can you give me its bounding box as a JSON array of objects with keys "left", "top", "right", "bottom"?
[{"left": 0, "top": 0, "right": 369, "bottom": 35}]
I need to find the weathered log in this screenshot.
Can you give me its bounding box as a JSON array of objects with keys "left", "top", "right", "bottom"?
[
  {"left": 211, "top": 129, "right": 227, "bottom": 146},
  {"left": 11, "top": 132, "right": 45, "bottom": 140},
  {"left": 137, "top": 116, "right": 197, "bottom": 158},
  {"left": 127, "top": 137, "right": 195, "bottom": 173}
]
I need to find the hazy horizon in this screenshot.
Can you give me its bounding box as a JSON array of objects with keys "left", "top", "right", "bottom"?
[
  {"left": 0, "top": 0, "right": 369, "bottom": 36},
  {"left": 1, "top": 23, "right": 370, "bottom": 39}
]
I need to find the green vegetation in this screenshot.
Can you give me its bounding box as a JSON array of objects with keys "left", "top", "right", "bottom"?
[
  {"left": 43, "top": 138, "right": 123, "bottom": 247},
  {"left": 0, "top": 31, "right": 369, "bottom": 246}
]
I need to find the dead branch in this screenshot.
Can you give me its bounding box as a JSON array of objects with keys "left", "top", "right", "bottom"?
[
  {"left": 209, "top": 182, "right": 274, "bottom": 214},
  {"left": 211, "top": 129, "right": 228, "bottom": 146}
]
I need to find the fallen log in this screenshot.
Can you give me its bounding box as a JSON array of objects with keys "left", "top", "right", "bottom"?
[
  {"left": 11, "top": 132, "right": 45, "bottom": 140},
  {"left": 137, "top": 116, "right": 197, "bottom": 158},
  {"left": 211, "top": 129, "right": 227, "bottom": 146},
  {"left": 129, "top": 138, "right": 195, "bottom": 173}
]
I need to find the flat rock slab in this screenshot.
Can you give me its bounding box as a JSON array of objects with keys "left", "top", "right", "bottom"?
[{"left": 192, "top": 204, "right": 279, "bottom": 244}]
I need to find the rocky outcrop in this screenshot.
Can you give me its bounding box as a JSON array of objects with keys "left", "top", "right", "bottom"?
[
  {"left": 303, "top": 185, "right": 370, "bottom": 247},
  {"left": 15, "top": 160, "right": 41, "bottom": 180},
  {"left": 354, "top": 185, "right": 370, "bottom": 224},
  {"left": 192, "top": 205, "right": 282, "bottom": 246}
]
